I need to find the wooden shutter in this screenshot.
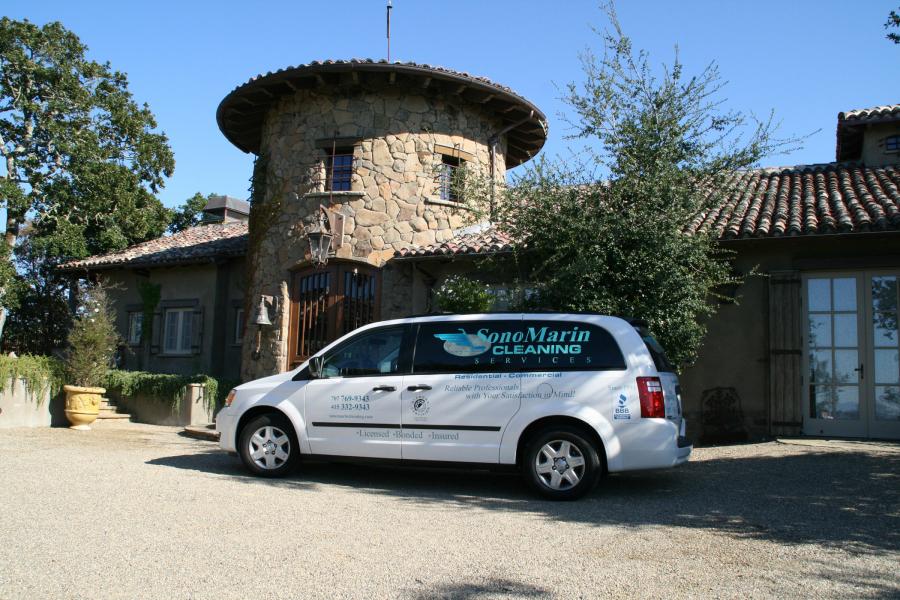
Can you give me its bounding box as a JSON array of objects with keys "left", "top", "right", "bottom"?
[
  {"left": 768, "top": 271, "right": 803, "bottom": 436},
  {"left": 190, "top": 307, "right": 204, "bottom": 355},
  {"left": 150, "top": 310, "right": 162, "bottom": 354}
]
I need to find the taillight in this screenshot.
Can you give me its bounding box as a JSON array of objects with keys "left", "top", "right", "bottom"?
[{"left": 637, "top": 377, "right": 665, "bottom": 418}]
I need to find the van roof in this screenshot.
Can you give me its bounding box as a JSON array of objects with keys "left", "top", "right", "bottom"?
[{"left": 397, "top": 311, "right": 649, "bottom": 327}]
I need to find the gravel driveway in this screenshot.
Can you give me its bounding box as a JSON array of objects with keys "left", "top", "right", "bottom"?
[{"left": 0, "top": 421, "right": 898, "bottom": 599}]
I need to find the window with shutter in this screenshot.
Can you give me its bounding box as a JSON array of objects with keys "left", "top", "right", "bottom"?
[{"left": 163, "top": 307, "right": 194, "bottom": 355}]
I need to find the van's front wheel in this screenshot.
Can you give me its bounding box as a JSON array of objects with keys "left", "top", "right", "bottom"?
[
  {"left": 238, "top": 413, "right": 298, "bottom": 477},
  {"left": 523, "top": 426, "right": 601, "bottom": 500}
]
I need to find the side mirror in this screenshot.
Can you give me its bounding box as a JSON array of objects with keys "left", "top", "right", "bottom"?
[{"left": 308, "top": 355, "right": 324, "bottom": 379}]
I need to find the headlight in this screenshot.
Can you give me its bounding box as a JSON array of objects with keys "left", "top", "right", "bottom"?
[{"left": 224, "top": 389, "right": 237, "bottom": 407}]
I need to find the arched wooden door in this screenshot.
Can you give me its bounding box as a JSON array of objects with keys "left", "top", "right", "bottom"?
[{"left": 287, "top": 263, "right": 381, "bottom": 367}]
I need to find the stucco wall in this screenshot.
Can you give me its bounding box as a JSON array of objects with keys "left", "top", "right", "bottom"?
[
  {"left": 101, "top": 257, "right": 245, "bottom": 378},
  {"left": 860, "top": 122, "right": 900, "bottom": 167},
  {"left": 243, "top": 85, "right": 509, "bottom": 379},
  {"left": 0, "top": 379, "right": 54, "bottom": 428},
  {"left": 680, "top": 233, "right": 900, "bottom": 443}
]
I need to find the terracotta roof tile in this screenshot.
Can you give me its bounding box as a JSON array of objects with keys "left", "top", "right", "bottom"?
[
  {"left": 394, "top": 228, "right": 514, "bottom": 258},
  {"left": 689, "top": 163, "right": 900, "bottom": 238},
  {"left": 838, "top": 104, "right": 900, "bottom": 122},
  {"left": 58, "top": 222, "right": 248, "bottom": 271}
]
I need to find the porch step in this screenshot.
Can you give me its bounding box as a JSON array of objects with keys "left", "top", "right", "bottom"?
[
  {"left": 183, "top": 424, "right": 220, "bottom": 442},
  {"left": 97, "top": 408, "right": 131, "bottom": 420},
  {"left": 97, "top": 397, "right": 131, "bottom": 420}
]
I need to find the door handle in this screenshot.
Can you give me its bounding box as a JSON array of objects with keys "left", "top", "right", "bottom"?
[
  {"left": 407, "top": 384, "right": 432, "bottom": 391},
  {"left": 372, "top": 385, "right": 396, "bottom": 392},
  {"left": 854, "top": 364, "right": 864, "bottom": 379}
]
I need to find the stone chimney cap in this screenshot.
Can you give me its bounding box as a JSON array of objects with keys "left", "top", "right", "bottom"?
[{"left": 203, "top": 195, "right": 250, "bottom": 215}]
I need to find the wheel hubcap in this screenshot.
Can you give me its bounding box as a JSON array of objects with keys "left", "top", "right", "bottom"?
[
  {"left": 248, "top": 425, "right": 290, "bottom": 470},
  {"left": 535, "top": 440, "right": 586, "bottom": 490}
]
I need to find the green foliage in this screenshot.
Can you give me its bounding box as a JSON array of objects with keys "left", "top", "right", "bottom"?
[
  {"left": 0, "top": 354, "right": 65, "bottom": 403},
  {"left": 433, "top": 275, "right": 494, "bottom": 313},
  {"left": 887, "top": 6, "right": 900, "bottom": 44},
  {"left": 64, "top": 284, "right": 120, "bottom": 387},
  {"left": 136, "top": 280, "right": 161, "bottom": 343},
  {"left": 104, "top": 370, "right": 237, "bottom": 414},
  {"left": 169, "top": 192, "right": 215, "bottom": 233},
  {"left": 495, "top": 7, "right": 793, "bottom": 368},
  {"left": 0, "top": 18, "right": 174, "bottom": 346}
]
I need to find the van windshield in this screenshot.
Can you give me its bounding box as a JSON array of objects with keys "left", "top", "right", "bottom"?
[{"left": 634, "top": 326, "right": 675, "bottom": 373}]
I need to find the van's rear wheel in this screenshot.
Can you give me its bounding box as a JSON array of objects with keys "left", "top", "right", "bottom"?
[
  {"left": 238, "top": 413, "right": 298, "bottom": 477},
  {"left": 523, "top": 426, "right": 601, "bottom": 500}
]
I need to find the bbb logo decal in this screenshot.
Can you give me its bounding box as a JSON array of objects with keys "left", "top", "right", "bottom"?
[{"left": 614, "top": 394, "right": 631, "bottom": 420}]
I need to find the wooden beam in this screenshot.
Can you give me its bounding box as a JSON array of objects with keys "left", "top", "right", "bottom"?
[
  {"left": 453, "top": 84, "right": 467, "bottom": 95},
  {"left": 284, "top": 79, "right": 299, "bottom": 92},
  {"left": 351, "top": 71, "right": 359, "bottom": 85},
  {"left": 388, "top": 72, "right": 396, "bottom": 84},
  {"left": 479, "top": 94, "right": 495, "bottom": 104},
  {"left": 314, "top": 73, "right": 326, "bottom": 86},
  {"left": 421, "top": 76, "right": 431, "bottom": 89},
  {"left": 501, "top": 104, "right": 519, "bottom": 113},
  {"left": 256, "top": 87, "right": 274, "bottom": 98}
]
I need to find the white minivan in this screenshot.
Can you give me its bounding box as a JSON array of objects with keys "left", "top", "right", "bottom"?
[{"left": 216, "top": 313, "right": 691, "bottom": 500}]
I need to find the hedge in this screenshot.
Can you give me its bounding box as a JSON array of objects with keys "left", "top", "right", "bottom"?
[{"left": 104, "top": 370, "right": 240, "bottom": 414}]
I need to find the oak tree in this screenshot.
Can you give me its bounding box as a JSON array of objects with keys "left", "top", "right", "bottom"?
[{"left": 0, "top": 18, "right": 174, "bottom": 346}]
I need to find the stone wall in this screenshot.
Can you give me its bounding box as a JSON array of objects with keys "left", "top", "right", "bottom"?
[{"left": 242, "top": 86, "right": 509, "bottom": 380}]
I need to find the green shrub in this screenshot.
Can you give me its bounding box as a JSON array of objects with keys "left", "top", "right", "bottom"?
[
  {"left": 433, "top": 275, "right": 494, "bottom": 313},
  {"left": 65, "top": 284, "right": 119, "bottom": 387}
]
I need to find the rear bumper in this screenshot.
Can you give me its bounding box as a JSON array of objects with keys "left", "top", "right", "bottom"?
[
  {"left": 611, "top": 418, "right": 692, "bottom": 472},
  {"left": 674, "top": 420, "right": 692, "bottom": 464}
]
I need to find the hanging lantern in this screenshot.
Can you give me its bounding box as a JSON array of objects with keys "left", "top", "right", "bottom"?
[{"left": 306, "top": 207, "right": 334, "bottom": 267}]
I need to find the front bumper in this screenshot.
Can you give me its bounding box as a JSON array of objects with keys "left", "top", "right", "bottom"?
[{"left": 215, "top": 409, "right": 238, "bottom": 453}]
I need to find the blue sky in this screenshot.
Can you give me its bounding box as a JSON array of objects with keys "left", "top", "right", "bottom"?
[{"left": 5, "top": 0, "right": 899, "bottom": 209}]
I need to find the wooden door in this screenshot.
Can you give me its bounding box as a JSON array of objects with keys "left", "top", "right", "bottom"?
[{"left": 288, "top": 263, "right": 381, "bottom": 367}]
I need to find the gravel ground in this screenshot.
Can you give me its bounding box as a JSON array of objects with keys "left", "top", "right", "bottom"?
[{"left": 0, "top": 421, "right": 898, "bottom": 600}]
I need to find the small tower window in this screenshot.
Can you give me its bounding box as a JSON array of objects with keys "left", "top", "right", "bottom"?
[
  {"left": 885, "top": 135, "right": 900, "bottom": 153},
  {"left": 438, "top": 155, "right": 463, "bottom": 202},
  {"left": 325, "top": 147, "right": 354, "bottom": 191}
]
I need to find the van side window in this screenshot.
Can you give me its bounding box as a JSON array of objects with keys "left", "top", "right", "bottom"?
[
  {"left": 634, "top": 326, "right": 675, "bottom": 372},
  {"left": 413, "top": 321, "right": 522, "bottom": 374},
  {"left": 321, "top": 326, "right": 405, "bottom": 378},
  {"left": 413, "top": 320, "right": 626, "bottom": 373}
]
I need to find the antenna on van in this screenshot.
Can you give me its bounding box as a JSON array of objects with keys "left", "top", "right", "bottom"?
[{"left": 386, "top": 0, "right": 393, "bottom": 62}]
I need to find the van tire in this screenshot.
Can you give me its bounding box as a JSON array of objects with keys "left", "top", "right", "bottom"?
[
  {"left": 523, "top": 425, "right": 602, "bottom": 500},
  {"left": 238, "top": 412, "right": 299, "bottom": 478}
]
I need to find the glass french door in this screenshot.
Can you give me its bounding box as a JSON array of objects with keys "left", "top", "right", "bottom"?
[{"left": 803, "top": 272, "right": 900, "bottom": 439}]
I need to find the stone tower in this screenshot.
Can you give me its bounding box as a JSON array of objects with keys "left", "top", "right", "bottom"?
[{"left": 217, "top": 59, "right": 547, "bottom": 379}]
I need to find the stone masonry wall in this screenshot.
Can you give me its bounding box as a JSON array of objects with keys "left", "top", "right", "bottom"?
[{"left": 242, "top": 86, "right": 508, "bottom": 379}]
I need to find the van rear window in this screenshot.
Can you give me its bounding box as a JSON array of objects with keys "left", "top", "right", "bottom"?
[
  {"left": 634, "top": 326, "right": 675, "bottom": 372},
  {"left": 413, "top": 320, "right": 626, "bottom": 374}
]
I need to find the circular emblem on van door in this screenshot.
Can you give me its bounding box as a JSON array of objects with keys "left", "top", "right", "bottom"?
[{"left": 412, "top": 396, "right": 430, "bottom": 416}]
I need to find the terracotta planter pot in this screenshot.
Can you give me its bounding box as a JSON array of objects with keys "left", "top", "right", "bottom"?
[{"left": 63, "top": 385, "right": 105, "bottom": 430}]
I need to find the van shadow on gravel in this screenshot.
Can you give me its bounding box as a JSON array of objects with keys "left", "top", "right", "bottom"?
[{"left": 148, "top": 446, "right": 900, "bottom": 555}]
